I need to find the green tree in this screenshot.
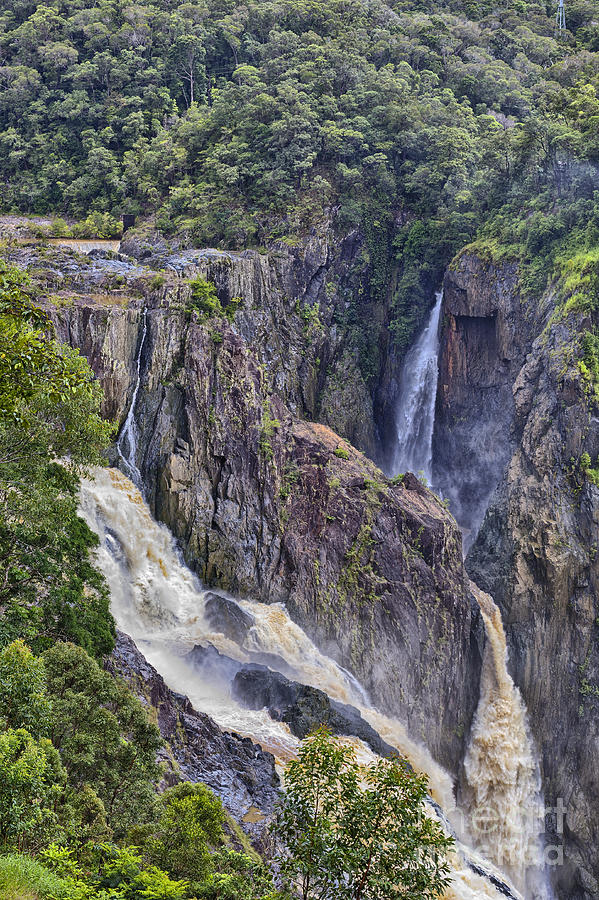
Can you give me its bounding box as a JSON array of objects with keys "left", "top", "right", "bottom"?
[
  {"left": 0, "top": 262, "right": 114, "bottom": 657},
  {"left": 92, "top": 844, "right": 189, "bottom": 900},
  {"left": 0, "top": 728, "right": 66, "bottom": 851},
  {"left": 43, "top": 642, "right": 162, "bottom": 834},
  {"left": 143, "top": 782, "right": 226, "bottom": 887},
  {"left": 276, "top": 729, "right": 452, "bottom": 900},
  {"left": 40, "top": 842, "right": 189, "bottom": 900},
  {"left": 199, "top": 849, "right": 283, "bottom": 900},
  {"left": 0, "top": 639, "right": 51, "bottom": 738}
]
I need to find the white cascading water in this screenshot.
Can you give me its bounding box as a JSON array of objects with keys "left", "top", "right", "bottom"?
[
  {"left": 79, "top": 468, "right": 453, "bottom": 791},
  {"left": 116, "top": 307, "right": 147, "bottom": 488},
  {"left": 80, "top": 467, "right": 530, "bottom": 900},
  {"left": 82, "top": 293, "right": 550, "bottom": 899},
  {"left": 393, "top": 290, "right": 443, "bottom": 483}
]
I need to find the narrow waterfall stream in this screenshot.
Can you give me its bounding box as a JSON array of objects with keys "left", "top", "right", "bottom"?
[
  {"left": 80, "top": 467, "right": 538, "bottom": 900},
  {"left": 389, "top": 292, "right": 551, "bottom": 900},
  {"left": 393, "top": 291, "right": 443, "bottom": 483},
  {"left": 116, "top": 307, "right": 147, "bottom": 487}
]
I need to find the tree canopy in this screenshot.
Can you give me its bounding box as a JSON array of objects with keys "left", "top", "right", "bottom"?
[
  {"left": 276, "top": 728, "right": 452, "bottom": 900},
  {"left": 0, "top": 261, "right": 114, "bottom": 657}
]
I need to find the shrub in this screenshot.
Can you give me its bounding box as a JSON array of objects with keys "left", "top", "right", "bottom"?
[
  {"left": 0, "top": 641, "right": 51, "bottom": 738},
  {"left": 43, "top": 642, "right": 162, "bottom": 834},
  {"left": 333, "top": 446, "right": 350, "bottom": 460},
  {"left": 148, "top": 274, "right": 166, "bottom": 291},
  {"left": 187, "top": 279, "right": 242, "bottom": 323},
  {"left": 0, "top": 729, "right": 66, "bottom": 851},
  {"left": 142, "top": 782, "right": 226, "bottom": 887}
]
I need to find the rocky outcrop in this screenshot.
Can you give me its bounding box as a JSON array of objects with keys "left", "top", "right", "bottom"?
[
  {"left": 204, "top": 592, "right": 254, "bottom": 645},
  {"left": 4, "top": 225, "right": 383, "bottom": 454},
  {"left": 435, "top": 249, "right": 599, "bottom": 899},
  {"left": 107, "top": 631, "right": 280, "bottom": 848},
  {"left": 467, "top": 314, "right": 599, "bottom": 900},
  {"left": 121, "top": 294, "right": 480, "bottom": 774},
  {"left": 232, "top": 664, "right": 397, "bottom": 757},
  {"left": 433, "top": 252, "right": 533, "bottom": 547}
]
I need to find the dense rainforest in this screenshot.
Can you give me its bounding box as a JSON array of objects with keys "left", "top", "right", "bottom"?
[
  {"left": 1, "top": 0, "right": 599, "bottom": 897},
  {"left": 1, "top": 0, "right": 599, "bottom": 349}
]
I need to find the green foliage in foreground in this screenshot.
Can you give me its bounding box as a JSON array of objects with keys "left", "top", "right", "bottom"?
[
  {"left": 276, "top": 729, "right": 453, "bottom": 900},
  {"left": 0, "top": 261, "right": 115, "bottom": 658},
  {"left": 0, "top": 638, "right": 284, "bottom": 898},
  {"left": 0, "top": 729, "right": 66, "bottom": 852},
  {"left": 43, "top": 642, "right": 162, "bottom": 836},
  {"left": 0, "top": 639, "right": 451, "bottom": 899},
  {"left": 0, "top": 853, "right": 73, "bottom": 900}
]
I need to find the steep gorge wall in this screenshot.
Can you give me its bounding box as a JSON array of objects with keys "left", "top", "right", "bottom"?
[
  {"left": 435, "top": 251, "right": 599, "bottom": 899},
  {"left": 433, "top": 253, "right": 534, "bottom": 547},
  {"left": 10, "top": 235, "right": 483, "bottom": 781},
  {"left": 61, "top": 287, "right": 482, "bottom": 775}
]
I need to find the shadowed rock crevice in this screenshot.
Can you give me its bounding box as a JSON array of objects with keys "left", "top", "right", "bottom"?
[{"left": 433, "top": 253, "right": 532, "bottom": 549}]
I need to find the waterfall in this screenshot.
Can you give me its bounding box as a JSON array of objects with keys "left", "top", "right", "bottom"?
[
  {"left": 79, "top": 467, "right": 539, "bottom": 900},
  {"left": 393, "top": 291, "right": 442, "bottom": 483},
  {"left": 78, "top": 467, "right": 453, "bottom": 799},
  {"left": 116, "top": 307, "right": 147, "bottom": 488},
  {"left": 465, "top": 583, "right": 549, "bottom": 899}
]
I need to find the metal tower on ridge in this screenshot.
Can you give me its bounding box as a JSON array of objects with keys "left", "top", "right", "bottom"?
[{"left": 556, "top": 0, "right": 566, "bottom": 32}]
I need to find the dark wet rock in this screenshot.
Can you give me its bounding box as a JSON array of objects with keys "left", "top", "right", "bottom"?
[
  {"left": 232, "top": 664, "right": 397, "bottom": 758},
  {"left": 48, "top": 286, "right": 481, "bottom": 779},
  {"left": 204, "top": 592, "right": 254, "bottom": 644},
  {"left": 107, "top": 631, "right": 280, "bottom": 849},
  {"left": 18, "top": 232, "right": 482, "bottom": 797},
  {"left": 186, "top": 642, "right": 243, "bottom": 683},
  {"left": 433, "top": 252, "right": 532, "bottom": 548},
  {"left": 435, "top": 250, "right": 599, "bottom": 899}
]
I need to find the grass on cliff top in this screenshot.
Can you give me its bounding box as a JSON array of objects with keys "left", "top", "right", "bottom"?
[
  {"left": 0, "top": 855, "right": 69, "bottom": 900},
  {"left": 453, "top": 196, "right": 599, "bottom": 314}
]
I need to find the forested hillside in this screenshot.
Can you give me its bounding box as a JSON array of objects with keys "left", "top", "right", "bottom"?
[{"left": 1, "top": 0, "right": 598, "bottom": 307}]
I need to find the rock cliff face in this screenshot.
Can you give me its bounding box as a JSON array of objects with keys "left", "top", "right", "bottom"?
[
  {"left": 9, "top": 237, "right": 483, "bottom": 781},
  {"left": 8, "top": 224, "right": 384, "bottom": 455},
  {"left": 82, "top": 293, "right": 481, "bottom": 773},
  {"left": 436, "top": 251, "right": 599, "bottom": 899},
  {"left": 433, "top": 252, "right": 534, "bottom": 547}
]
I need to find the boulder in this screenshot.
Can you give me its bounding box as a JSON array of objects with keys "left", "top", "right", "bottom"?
[
  {"left": 204, "top": 592, "right": 254, "bottom": 645},
  {"left": 232, "top": 664, "right": 397, "bottom": 758}
]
